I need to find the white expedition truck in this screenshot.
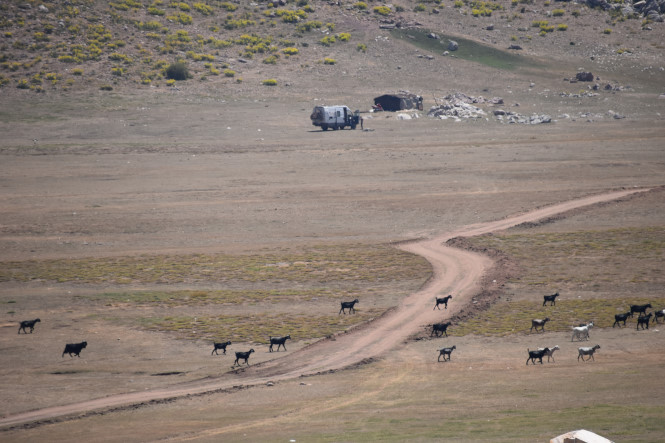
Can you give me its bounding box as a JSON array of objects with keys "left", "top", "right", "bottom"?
[{"left": 310, "top": 105, "right": 360, "bottom": 131}]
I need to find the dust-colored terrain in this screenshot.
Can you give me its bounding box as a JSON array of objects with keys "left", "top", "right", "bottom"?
[{"left": 1, "top": 0, "right": 665, "bottom": 441}]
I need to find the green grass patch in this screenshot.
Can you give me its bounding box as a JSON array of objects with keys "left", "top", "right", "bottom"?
[
  {"left": 464, "top": 227, "right": 665, "bottom": 291},
  {"left": 390, "top": 28, "right": 532, "bottom": 70},
  {"left": 137, "top": 311, "right": 384, "bottom": 343},
  {"left": 0, "top": 244, "right": 430, "bottom": 286},
  {"left": 453, "top": 297, "right": 665, "bottom": 336},
  {"left": 84, "top": 288, "right": 351, "bottom": 307}
]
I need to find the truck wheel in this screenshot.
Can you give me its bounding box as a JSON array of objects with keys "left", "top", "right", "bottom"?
[
  {"left": 321, "top": 125, "right": 328, "bottom": 131},
  {"left": 332, "top": 125, "right": 339, "bottom": 130},
  {"left": 339, "top": 125, "right": 345, "bottom": 130}
]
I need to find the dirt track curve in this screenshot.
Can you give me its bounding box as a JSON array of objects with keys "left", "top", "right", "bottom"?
[{"left": 0, "top": 188, "right": 648, "bottom": 429}]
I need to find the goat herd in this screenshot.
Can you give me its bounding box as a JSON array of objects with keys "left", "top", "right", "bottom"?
[
  {"left": 431, "top": 293, "right": 662, "bottom": 366},
  {"left": 14, "top": 299, "right": 363, "bottom": 369},
  {"left": 16, "top": 294, "right": 661, "bottom": 369}
]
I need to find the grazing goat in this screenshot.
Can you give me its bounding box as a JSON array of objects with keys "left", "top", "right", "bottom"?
[
  {"left": 537, "top": 345, "right": 560, "bottom": 362},
  {"left": 530, "top": 317, "right": 550, "bottom": 333},
  {"left": 18, "top": 318, "right": 41, "bottom": 334},
  {"left": 431, "top": 322, "right": 452, "bottom": 337},
  {"left": 526, "top": 347, "right": 550, "bottom": 365},
  {"left": 433, "top": 295, "right": 453, "bottom": 310},
  {"left": 62, "top": 341, "right": 87, "bottom": 358},
  {"left": 571, "top": 322, "right": 594, "bottom": 342},
  {"left": 652, "top": 309, "right": 665, "bottom": 324},
  {"left": 612, "top": 311, "right": 633, "bottom": 328},
  {"left": 339, "top": 298, "right": 359, "bottom": 315},
  {"left": 233, "top": 349, "right": 255, "bottom": 366},
  {"left": 269, "top": 335, "right": 291, "bottom": 352},
  {"left": 542, "top": 292, "right": 560, "bottom": 306},
  {"left": 630, "top": 303, "right": 652, "bottom": 318},
  {"left": 437, "top": 345, "right": 456, "bottom": 362},
  {"left": 577, "top": 345, "right": 601, "bottom": 362},
  {"left": 211, "top": 341, "right": 232, "bottom": 355},
  {"left": 636, "top": 313, "right": 652, "bottom": 330}
]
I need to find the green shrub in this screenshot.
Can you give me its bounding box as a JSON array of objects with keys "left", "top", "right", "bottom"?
[
  {"left": 263, "top": 55, "right": 278, "bottom": 64},
  {"left": 166, "top": 79, "right": 176, "bottom": 86},
  {"left": 193, "top": 2, "right": 213, "bottom": 15},
  {"left": 373, "top": 5, "right": 391, "bottom": 15},
  {"left": 320, "top": 35, "right": 336, "bottom": 46},
  {"left": 167, "top": 12, "right": 193, "bottom": 25},
  {"left": 414, "top": 3, "right": 426, "bottom": 12},
  {"left": 148, "top": 6, "right": 165, "bottom": 15},
  {"left": 165, "top": 61, "right": 189, "bottom": 80},
  {"left": 356, "top": 43, "right": 367, "bottom": 52},
  {"left": 552, "top": 9, "right": 565, "bottom": 16},
  {"left": 572, "top": 10, "right": 581, "bottom": 17},
  {"left": 58, "top": 55, "right": 78, "bottom": 63},
  {"left": 100, "top": 84, "right": 113, "bottom": 91},
  {"left": 109, "top": 52, "right": 133, "bottom": 63},
  {"left": 220, "top": 1, "right": 237, "bottom": 11},
  {"left": 262, "top": 78, "right": 277, "bottom": 86},
  {"left": 557, "top": 23, "right": 568, "bottom": 31},
  {"left": 223, "top": 68, "right": 235, "bottom": 77},
  {"left": 17, "top": 79, "right": 30, "bottom": 89},
  {"left": 603, "top": 28, "right": 612, "bottom": 34},
  {"left": 111, "top": 67, "right": 123, "bottom": 76},
  {"left": 138, "top": 21, "right": 167, "bottom": 32},
  {"left": 338, "top": 32, "right": 351, "bottom": 42},
  {"left": 323, "top": 57, "right": 336, "bottom": 65},
  {"left": 297, "top": 20, "right": 322, "bottom": 32},
  {"left": 282, "top": 47, "right": 299, "bottom": 55},
  {"left": 72, "top": 68, "right": 84, "bottom": 76},
  {"left": 354, "top": 2, "right": 368, "bottom": 10}
]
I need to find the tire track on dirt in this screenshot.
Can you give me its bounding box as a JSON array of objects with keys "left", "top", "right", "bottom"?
[{"left": 0, "top": 188, "right": 648, "bottom": 430}]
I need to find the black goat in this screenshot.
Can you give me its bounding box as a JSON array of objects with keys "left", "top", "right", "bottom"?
[
  {"left": 211, "top": 341, "right": 232, "bottom": 355},
  {"left": 652, "top": 309, "right": 665, "bottom": 324},
  {"left": 431, "top": 322, "right": 452, "bottom": 337},
  {"left": 233, "top": 349, "right": 255, "bottom": 366},
  {"left": 18, "top": 318, "right": 41, "bottom": 334},
  {"left": 612, "top": 311, "right": 633, "bottom": 328},
  {"left": 62, "top": 341, "right": 87, "bottom": 358},
  {"left": 530, "top": 318, "right": 550, "bottom": 333},
  {"left": 637, "top": 313, "right": 652, "bottom": 330},
  {"left": 630, "top": 303, "right": 652, "bottom": 318},
  {"left": 542, "top": 292, "right": 559, "bottom": 306},
  {"left": 437, "top": 345, "right": 456, "bottom": 362},
  {"left": 526, "top": 347, "right": 550, "bottom": 365},
  {"left": 269, "top": 335, "right": 291, "bottom": 352},
  {"left": 339, "top": 298, "right": 359, "bottom": 314},
  {"left": 433, "top": 295, "right": 453, "bottom": 310}
]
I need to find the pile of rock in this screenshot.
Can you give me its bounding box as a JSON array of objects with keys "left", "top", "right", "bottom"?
[
  {"left": 427, "top": 93, "right": 505, "bottom": 121},
  {"left": 493, "top": 110, "right": 552, "bottom": 124},
  {"left": 428, "top": 101, "right": 486, "bottom": 121}
]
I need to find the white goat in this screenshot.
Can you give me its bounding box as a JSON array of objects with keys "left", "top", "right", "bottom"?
[
  {"left": 537, "top": 345, "right": 560, "bottom": 362},
  {"left": 571, "top": 321, "right": 594, "bottom": 342},
  {"left": 578, "top": 345, "right": 600, "bottom": 362}
]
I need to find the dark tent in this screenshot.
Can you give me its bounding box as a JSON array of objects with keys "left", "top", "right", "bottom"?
[{"left": 374, "top": 92, "right": 423, "bottom": 111}]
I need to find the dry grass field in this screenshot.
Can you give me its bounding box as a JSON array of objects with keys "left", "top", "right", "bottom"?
[{"left": 1, "top": 0, "right": 665, "bottom": 441}]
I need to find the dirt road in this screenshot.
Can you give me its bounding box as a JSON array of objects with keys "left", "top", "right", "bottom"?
[{"left": 0, "top": 188, "right": 647, "bottom": 429}]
